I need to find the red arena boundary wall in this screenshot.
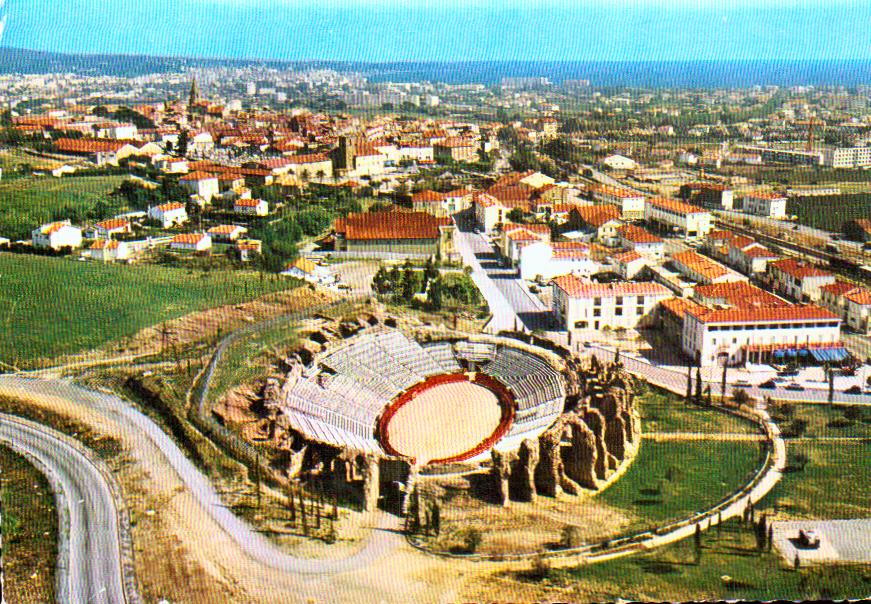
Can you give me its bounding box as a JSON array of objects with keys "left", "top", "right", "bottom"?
[{"left": 377, "top": 372, "right": 516, "bottom": 465}]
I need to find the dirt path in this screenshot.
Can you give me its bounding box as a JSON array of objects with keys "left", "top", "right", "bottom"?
[{"left": 642, "top": 432, "right": 767, "bottom": 442}]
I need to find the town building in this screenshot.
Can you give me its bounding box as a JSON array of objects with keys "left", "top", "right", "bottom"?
[
  {"left": 820, "top": 281, "right": 871, "bottom": 334},
  {"left": 670, "top": 250, "right": 748, "bottom": 286},
  {"left": 148, "top": 202, "right": 188, "bottom": 228},
  {"left": 333, "top": 210, "right": 454, "bottom": 257},
  {"left": 743, "top": 192, "right": 788, "bottom": 219},
  {"left": 617, "top": 224, "right": 664, "bottom": 261},
  {"left": 822, "top": 146, "right": 871, "bottom": 169},
  {"left": 611, "top": 250, "right": 648, "bottom": 280},
  {"left": 568, "top": 205, "right": 623, "bottom": 245},
  {"left": 551, "top": 275, "right": 672, "bottom": 338},
  {"left": 32, "top": 220, "right": 83, "bottom": 250},
  {"left": 170, "top": 233, "right": 212, "bottom": 252},
  {"left": 767, "top": 258, "right": 836, "bottom": 303},
  {"left": 234, "top": 198, "right": 269, "bottom": 216},
  {"left": 235, "top": 239, "right": 262, "bottom": 262},
  {"left": 89, "top": 218, "right": 131, "bottom": 240},
  {"left": 180, "top": 171, "right": 220, "bottom": 203},
  {"left": 434, "top": 138, "right": 479, "bottom": 163},
  {"left": 89, "top": 239, "right": 130, "bottom": 262},
  {"left": 282, "top": 257, "right": 333, "bottom": 283},
  {"left": 207, "top": 224, "right": 248, "bottom": 242},
  {"left": 644, "top": 197, "right": 713, "bottom": 240},
  {"left": 517, "top": 241, "right": 599, "bottom": 281},
  {"left": 411, "top": 189, "right": 472, "bottom": 217},
  {"left": 587, "top": 184, "right": 646, "bottom": 219}
]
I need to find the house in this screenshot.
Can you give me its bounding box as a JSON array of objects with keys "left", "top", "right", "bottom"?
[
  {"left": 518, "top": 241, "right": 599, "bottom": 281},
  {"left": 89, "top": 218, "right": 131, "bottom": 240},
  {"left": 767, "top": 258, "right": 836, "bottom": 303},
  {"left": 743, "top": 192, "right": 788, "bottom": 219},
  {"left": 411, "top": 189, "right": 472, "bottom": 217},
  {"left": 207, "top": 224, "right": 248, "bottom": 242},
  {"left": 170, "top": 233, "right": 212, "bottom": 252},
  {"left": 499, "top": 223, "right": 551, "bottom": 265},
  {"left": 551, "top": 275, "right": 672, "bottom": 339},
  {"left": 282, "top": 257, "right": 332, "bottom": 283},
  {"left": 820, "top": 281, "right": 871, "bottom": 334},
  {"left": 32, "top": 220, "right": 83, "bottom": 250},
  {"left": 611, "top": 250, "right": 648, "bottom": 280},
  {"left": 154, "top": 156, "right": 189, "bottom": 174},
  {"left": 568, "top": 205, "right": 623, "bottom": 245},
  {"left": 474, "top": 192, "right": 505, "bottom": 232},
  {"left": 727, "top": 237, "right": 779, "bottom": 275},
  {"left": 644, "top": 197, "right": 713, "bottom": 241},
  {"left": 148, "top": 202, "right": 188, "bottom": 228},
  {"left": 235, "top": 239, "right": 262, "bottom": 262},
  {"left": 89, "top": 239, "right": 130, "bottom": 262},
  {"left": 234, "top": 198, "right": 269, "bottom": 216},
  {"left": 333, "top": 210, "right": 454, "bottom": 257},
  {"left": 588, "top": 184, "right": 646, "bottom": 219},
  {"left": 54, "top": 138, "right": 135, "bottom": 166},
  {"left": 670, "top": 250, "right": 748, "bottom": 286},
  {"left": 617, "top": 224, "right": 664, "bottom": 261},
  {"left": 179, "top": 171, "right": 220, "bottom": 203}
]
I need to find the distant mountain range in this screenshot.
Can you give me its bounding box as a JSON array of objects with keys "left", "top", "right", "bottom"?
[{"left": 4, "top": 45, "right": 871, "bottom": 89}]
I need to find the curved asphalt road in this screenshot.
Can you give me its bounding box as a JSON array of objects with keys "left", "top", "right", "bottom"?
[
  {"left": 0, "top": 413, "right": 125, "bottom": 604},
  {"left": 0, "top": 376, "right": 402, "bottom": 582}
]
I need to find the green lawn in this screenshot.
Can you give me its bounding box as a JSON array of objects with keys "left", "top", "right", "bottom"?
[
  {"left": 759, "top": 441, "right": 871, "bottom": 520},
  {"left": 0, "top": 253, "right": 300, "bottom": 364},
  {"left": 787, "top": 194, "right": 871, "bottom": 232},
  {"left": 598, "top": 440, "right": 763, "bottom": 532},
  {"left": 556, "top": 517, "right": 871, "bottom": 602},
  {"left": 770, "top": 403, "right": 871, "bottom": 439},
  {"left": 0, "top": 445, "right": 57, "bottom": 604},
  {"left": 639, "top": 387, "right": 761, "bottom": 434},
  {"left": 0, "top": 174, "right": 128, "bottom": 240}
]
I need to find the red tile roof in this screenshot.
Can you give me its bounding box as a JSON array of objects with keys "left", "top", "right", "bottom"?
[
  {"left": 235, "top": 198, "right": 265, "bottom": 208},
  {"left": 693, "top": 281, "right": 789, "bottom": 310},
  {"left": 94, "top": 218, "right": 129, "bottom": 231},
  {"left": 55, "top": 138, "right": 128, "bottom": 154},
  {"left": 648, "top": 197, "right": 708, "bottom": 215},
  {"left": 845, "top": 288, "right": 871, "bottom": 305},
  {"left": 335, "top": 211, "right": 451, "bottom": 241},
  {"left": 552, "top": 274, "right": 671, "bottom": 298},
  {"left": 180, "top": 171, "right": 218, "bottom": 182},
  {"left": 688, "top": 304, "right": 839, "bottom": 325},
  {"left": 155, "top": 202, "right": 186, "bottom": 212},
  {"left": 618, "top": 224, "right": 662, "bottom": 244},
  {"left": 172, "top": 233, "right": 209, "bottom": 245},
  {"left": 574, "top": 205, "right": 622, "bottom": 228},
  {"left": 770, "top": 258, "right": 832, "bottom": 280},
  {"left": 412, "top": 190, "right": 447, "bottom": 203},
  {"left": 672, "top": 250, "right": 732, "bottom": 280}
]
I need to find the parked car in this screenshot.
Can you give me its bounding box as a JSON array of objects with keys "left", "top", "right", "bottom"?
[
  {"left": 734, "top": 379, "right": 752, "bottom": 388},
  {"left": 759, "top": 379, "right": 778, "bottom": 389},
  {"left": 785, "top": 382, "right": 805, "bottom": 391},
  {"left": 844, "top": 385, "right": 864, "bottom": 395},
  {"left": 778, "top": 369, "right": 799, "bottom": 377}
]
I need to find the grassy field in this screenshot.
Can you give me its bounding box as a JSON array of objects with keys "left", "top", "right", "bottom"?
[
  {"left": 639, "top": 386, "right": 761, "bottom": 434},
  {"left": 770, "top": 402, "right": 871, "bottom": 439},
  {"left": 0, "top": 174, "right": 129, "bottom": 240},
  {"left": 208, "top": 320, "right": 300, "bottom": 404},
  {"left": 597, "top": 440, "right": 763, "bottom": 532},
  {"left": 0, "top": 253, "right": 300, "bottom": 364},
  {"left": 546, "top": 517, "right": 871, "bottom": 602},
  {"left": 759, "top": 441, "right": 871, "bottom": 520},
  {"left": 787, "top": 194, "right": 871, "bottom": 232},
  {"left": 0, "top": 445, "right": 58, "bottom": 604}
]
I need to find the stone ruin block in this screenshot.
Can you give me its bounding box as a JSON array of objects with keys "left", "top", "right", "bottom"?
[{"left": 490, "top": 449, "right": 512, "bottom": 507}]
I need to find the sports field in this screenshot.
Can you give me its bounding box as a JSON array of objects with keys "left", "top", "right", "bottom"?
[{"left": 383, "top": 381, "right": 503, "bottom": 464}]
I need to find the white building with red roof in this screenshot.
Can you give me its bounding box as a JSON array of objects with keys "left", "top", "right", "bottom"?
[
  {"left": 820, "top": 281, "right": 871, "bottom": 334},
  {"left": 180, "top": 171, "right": 220, "bottom": 203},
  {"left": 743, "top": 192, "right": 788, "bottom": 219},
  {"left": 588, "top": 183, "right": 646, "bottom": 220},
  {"left": 148, "top": 202, "right": 188, "bottom": 228},
  {"left": 551, "top": 275, "right": 672, "bottom": 337},
  {"left": 207, "top": 224, "right": 248, "bottom": 242},
  {"left": 518, "top": 241, "right": 599, "bottom": 281},
  {"left": 682, "top": 302, "right": 842, "bottom": 366},
  {"left": 32, "top": 220, "right": 83, "bottom": 250},
  {"left": 767, "top": 258, "right": 836, "bottom": 303},
  {"left": 644, "top": 197, "right": 713, "bottom": 241},
  {"left": 89, "top": 218, "right": 131, "bottom": 240},
  {"left": 170, "top": 233, "right": 212, "bottom": 252},
  {"left": 233, "top": 198, "right": 269, "bottom": 216},
  {"left": 89, "top": 239, "right": 130, "bottom": 262},
  {"left": 617, "top": 224, "right": 664, "bottom": 260}
]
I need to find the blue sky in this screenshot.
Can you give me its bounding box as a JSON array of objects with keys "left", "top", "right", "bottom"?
[{"left": 2, "top": 0, "right": 870, "bottom": 62}]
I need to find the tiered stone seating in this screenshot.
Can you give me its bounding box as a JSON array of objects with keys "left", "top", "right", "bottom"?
[{"left": 421, "top": 342, "right": 462, "bottom": 373}]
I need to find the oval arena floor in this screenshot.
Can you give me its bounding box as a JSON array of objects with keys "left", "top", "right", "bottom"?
[{"left": 381, "top": 380, "right": 504, "bottom": 464}]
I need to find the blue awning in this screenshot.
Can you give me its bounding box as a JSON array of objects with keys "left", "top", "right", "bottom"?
[
  {"left": 773, "top": 350, "right": 785, "bottom": 358},
  {"left": 811, "top": 347, "right": 850, "bottom": 363},
  {"left": 798, "top": 349, "right": 810, "bottom": 356},
  {"left": 786, "top": 348, "right": 798, "bottom": 357}
]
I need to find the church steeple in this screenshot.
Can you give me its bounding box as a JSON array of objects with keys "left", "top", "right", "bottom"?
[{"left": 188, "top": 78, "right": 199, "bottom": 109}]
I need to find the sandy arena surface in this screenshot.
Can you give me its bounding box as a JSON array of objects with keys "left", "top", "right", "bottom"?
[{"left": 385, "top": 381, "right": 503, "bottom": 464}]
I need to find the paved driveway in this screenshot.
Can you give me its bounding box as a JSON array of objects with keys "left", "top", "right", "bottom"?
[{"left": 773, "top": 519, "right": 871, "bottom": 565}]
